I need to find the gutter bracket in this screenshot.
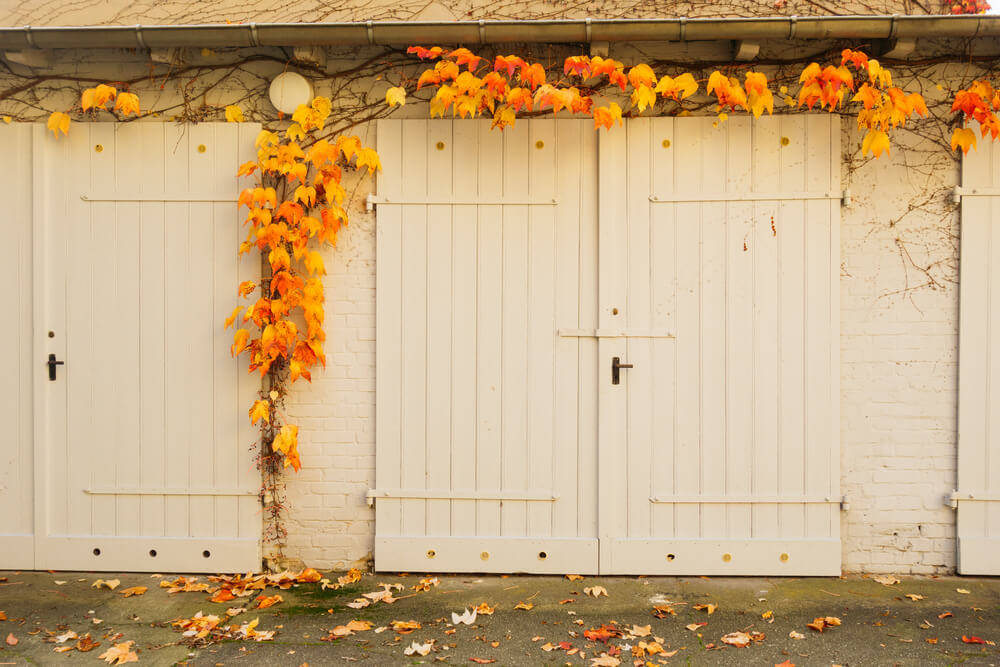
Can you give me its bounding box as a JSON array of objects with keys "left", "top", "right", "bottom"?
[
  {"left": 881, "top": 37, "right": 916, "bottom": 60},
  {"left": 293, "top": 45, "right": 328, "bottom": 68},
  {"left": 366, "top": 192, "right": 379, "bottom": 213},
  {"left": 149, "top": 47, "right": 182, "bottom": 65},
  {"left": 840, "top": 495, "right": 850, "bottom": 511},
  {"left": 841, "top": 188, "right": 852, "bottom": 207},
  {"left": 788, "top": 15, "right": 798, "bottom": 40},
  {"left": 733, "top": 40, "right": 760, "bottom": 61}
]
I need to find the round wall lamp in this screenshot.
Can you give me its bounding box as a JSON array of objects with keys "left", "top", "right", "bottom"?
[{"left": 269, "top": 71, "right": 314, "bottom": 114}]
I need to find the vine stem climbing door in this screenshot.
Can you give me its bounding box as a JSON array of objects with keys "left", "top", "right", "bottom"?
[{"left": 374, "top": 116, "right": 842, "bottom": 575}]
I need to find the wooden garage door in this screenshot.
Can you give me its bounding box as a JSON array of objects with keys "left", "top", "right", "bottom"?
[
  {"left": 599, "top": 116, "right": 842, "bottom": 575},
  {"left": 374, "top": 119, "right": 600, "bottom": 573},
  {"left": 375, "top": 116, "right": 842, "bottom": 575},
  {"left": 956, "top": 138, "right": 1000, "bottom": 574},
  {"left": 32, "top": 122, "right": 261, "bottom": 573}
]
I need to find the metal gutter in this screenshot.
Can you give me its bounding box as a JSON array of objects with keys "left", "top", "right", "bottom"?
[{"left": 0, "top": 15, "right": 997, "bottom": 51}]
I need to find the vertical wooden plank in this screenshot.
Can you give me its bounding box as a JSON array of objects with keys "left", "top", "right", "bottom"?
[
  {"left": 649, "top": 118, "right": 677, "bottom": 540},
  {"left": 724, "top": 116, "right": 754, "bottom": 540},
  {"left": 750, "top": 117, "right": 781, "bottom": 540},
  {"left": 625, "top": 118, "right": 652, "bottom": 541},
  {"left": 500, "top": 121, "right": 530, "bottom": 538},
  {"left": 186, "top": 123, "right": 217, "bottom": 539},
  {"left": 450, "top": 120, "right": 478, "bottom": 537},
  {"left": 425, "top": 120, "right": 453, "bottom": 537},
  {"left": 672, "top": 119, "right": 703, "bottom": 543},
  {"left": 89, "top": 123, "right": 118, "bottom": 538},
  {"left": 958, "top": 128, "right": 992, "bottom": 553},
  {"left": 804, "top": 114, "right": 834, "bottom": 538},
  {"left": 597, "top": 125, "right": 629, "bottom": 570},
  {"left": 553, "top": 121, "right": 583, "bottom": 539},
  {"left": 375, "top": 119, "right": 403, "bottom": 538},
  {"left": 699, "top": 118, "right": 727, "bottom": 539},
  {"left": 62, "top": 125, "right": 92, "bottom": 540},
  {"left": 236, "top": 123, "right": 261, "bottom": 541},
  {"left": 112, "top": 122, "right": 143, "bottom": 539},
  {"left": 138, "top": 124, "right": 167, "bottom": 539},
  {"left": 400, "top": 120, "right": 428, "bottom": 536},
  {"left": 527, "top": 120, "right": 555, "bottom": 538},
  {"left": 477, "top": 121, "right": 503, "bottom": 537},
  {"left": 212, "top": 124, "right": 240, "bottom": 538},
  {"left": 577, "top": 126, "right": 600, "bottom": 544},
  {"left": 0, "top": 124, "right": 34, "bottom": 558},
  {"left": 163, "top": 123, "right": 191, "bottom": 538},
  {"left": 777, "top": 115, "right": 806, "bottom": 539}
]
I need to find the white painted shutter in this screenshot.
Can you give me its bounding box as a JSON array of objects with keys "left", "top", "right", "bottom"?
[
  {"left": 956, "top": 139, "right": 1000, "bottom": 574},
  {"left": 33, "top": 122, "right": 261, "bottom": 573},
  {"left": 599, "top": 116, "right": 842, "bottom": 575},
  {"left": 374, "top": 119, "right": 600, "bottom": 573},
  {"left": 0, "top": 124, "right": 35, "bottom": 569}
]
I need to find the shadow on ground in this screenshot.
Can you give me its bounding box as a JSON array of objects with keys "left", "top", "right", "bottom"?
[{"left": 0, "top": 570, "right": 998, "bottom": 665}]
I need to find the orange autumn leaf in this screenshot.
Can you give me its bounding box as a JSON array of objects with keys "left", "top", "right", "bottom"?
[
  {"left": 210, "top": 588, "right": 236, "bottom": 603},
  {"left": 114, "top": 92, "right": 140, "bottom": 117},
  {"left": 47, "top": 111, "right": 70, "bottom": 137},
  {"left": 255, "top": 594, "right": 283, "bottom": 609}
]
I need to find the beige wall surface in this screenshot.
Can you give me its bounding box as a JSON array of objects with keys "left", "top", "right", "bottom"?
[
  {"left": 0, "top": 39, "right": 983, "bottom": 573},
  {"left": 0, "top": 0, "right": 928, "bottom": 26}
]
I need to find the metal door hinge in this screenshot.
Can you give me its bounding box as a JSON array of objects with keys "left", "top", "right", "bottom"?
[{"left": 946, "top": 489, "right": 1000, "bottom": 509}]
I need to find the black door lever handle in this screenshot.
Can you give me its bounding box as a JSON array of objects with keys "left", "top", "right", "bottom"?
[
  {"left": 47, "top": 353, "right": 64, "bottom": 381},
  {"left": 612, "top": 356, "right": 633, "bottom": 385}
]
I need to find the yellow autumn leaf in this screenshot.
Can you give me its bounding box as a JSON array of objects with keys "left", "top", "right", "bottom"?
[
  {"left": 249, "top": 399, "right": 270, "bottom": 425},
  {"left": 386, "top": 86, "right": 407, "bottom": 107},
  {"left": 951, "top": 127, "right": 977, "bottom": 154},
  {"left": 304, "top": 250, "right": 326, "bottom": 276},
  {"left": 2, "top": 116, "right": 10, "bottom": 123},
  {"left": 861, "top": 129, "right": 891, "bottom": 158},
  {"left": 120, "top": 586, "right": 147, "bottom": 597},
  {"left": 47, "top": 111, "right": 70, "bottom": 137},
  {"left": 114, "top": 92, "right": 140, "bottom": 117},
  {"left": 225, "top": 105, "right": 245, "bottom": 122}
]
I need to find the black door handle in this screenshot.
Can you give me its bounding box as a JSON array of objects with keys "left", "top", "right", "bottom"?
[
  {"left": 47, "top": 353, "right": 64, "bottom": 381},
  {"left": 611, "top": 356, "right": 633, "bottom": 385}
]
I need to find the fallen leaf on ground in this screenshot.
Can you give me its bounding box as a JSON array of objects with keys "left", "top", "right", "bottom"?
[
  {"left": 789, "top": 630, "right": 805, "bottom": 639},
  {"left": 566, "top": 574, "right": 584, "bottom": 581},
  {"left": 872, "top": 574, "right": 899, "bottom": 586},
  {"left": 5, "top": 633, "right": 17, "bottom": 646},
  {"left": 652, "top": 605, "right": 676, "bottom": 618},
  {"left": 762, "top": 610, "right": 773, "bottom": 620},
  {"left": 76, "top": 634, "right": 100, "bottom": 652},
  {"left": 627, "top": 624, "right": 651, "bottom": 637},
  {"left": 590, "top": 654, "right": 620, "bottom": 666},
  {"left": 775, "top": 661, "right": 796, "bottom": 667},
  {"left": 904, "top": 593, "right": 924, "bottom": 601},
  {"left": 584, "top": 586, "right": 608, "bottom": 598},
  {"left": 99, "top": 640, "right": 138, "bottom": 665},
  {"left": 938, "top": 611, "right": 953, "bottom": 619},
  {"left": 391, "top": 620, "right": 421, "bottom": 633},
  {"left": 413, "top": 576, "right": 440, "bottom": 592},
  {"left": 925, "top": 637, "right": 938, "bottom": 644},
  {"left": 210, "top": 589, "right": 236, "bottom": 603},
  {"left": 962, "top": 635, "right": 987, "bottom": 644},
  {"left": 957, "top": 588, "right": 971, "bottom": 594},
  {"left": 403, "top": 641, "right": 433, "bottom": 656},
  {"left": 475, "top": 603, "right": 494, "bottom": 615},
  {"left": 541, "top": 642, "right": 557, "bottom": 651},
  {"left": 693, "top": 603, "right": 717, "bottom": 614},
  {"left": 296, "top": 568, "right": 323, "bottom": 583},
  {"left": 514, "top": 602, "right": 534, "bottom": 610},
  {"left": 469, "top": 659, "right": 495, "bottom": 664},
  {"left": 255, "top": 594, "right": 283, "bottom": 609},
  {"left": 0, "top": 612, "right": 6, "bottom": 621},
  {"left": 120, "top": 586, "right": 147, "bottom": 597},
  {"left": 92, "top": 579, "right": 121, "bottom": 590},
  {"left": 54, "top": 630, "right": 78, "bottom": 644},
  {"left": 807, "top": 616, "right": 841, "bottom": 632},
  {"left": 686, "top": 623, "right": 707, "bottom": 631},
  {"left": 452, "top": 608, "right": 477, "bottom": 625},
  {"left": 721, "top": 631, "right": 751, "bottom": 648}
]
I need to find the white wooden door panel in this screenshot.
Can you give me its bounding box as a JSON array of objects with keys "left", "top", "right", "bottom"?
[
  {"left": 375, "top": 119, "right": 600, "bottom": 573},
  {"left": 33, "top": 122, "right": 261, "bottom": 573},
  {"left": 957, "top": 138, "right": 1000, "bottom": 574},
  {"left": 375, "top": 117, "right": 841, "bottom": 575},
  {"left": 600, "top": 116, "right": 841, "bottom": 575},
  {"left": 0, "top": 124, "right": 35, "bottom": 569}
]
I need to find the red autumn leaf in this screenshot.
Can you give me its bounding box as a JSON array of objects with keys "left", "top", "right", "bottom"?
[{"left": 963, "top": 635, "right": 987, "bottom": 644}]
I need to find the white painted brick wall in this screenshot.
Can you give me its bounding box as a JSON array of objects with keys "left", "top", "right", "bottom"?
[{"left": 282, "top": 121, "right": 964, "bottom": 574}]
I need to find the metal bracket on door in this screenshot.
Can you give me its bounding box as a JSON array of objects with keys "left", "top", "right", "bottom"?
[
  {"left": 946, "top": 489, "right": 1000, "bottom": 509},
  {"left": 80, "top": 193, "right": 237, "bottom": 202},
  {"left": 650, "top": 494, "right": 851, "bottom": 510},
  {"left": 366, "top": 489, "right": 559, "bottom": 507},
  {"left": 557, "top": 328, "right": 675, "bottom": 339},
  {"left": 952, "top": 186, "right": 1000, "bottom": 204},
  {"left": 647, "top": 190, "right": 852, "bottom": 206},
  {"left": 366, "top": 193, "right": 559, "bottom": 212}
]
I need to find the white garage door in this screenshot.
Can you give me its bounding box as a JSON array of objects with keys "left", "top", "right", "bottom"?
[
  {"left": 375, "top": 116, "right": 842, "bottom": 575},
  {"left": 956, "top": 138, "right": 1000, "bottom": 574},
  {"left": 0, "top": 122, "right": 262, "bottom": 573}
]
